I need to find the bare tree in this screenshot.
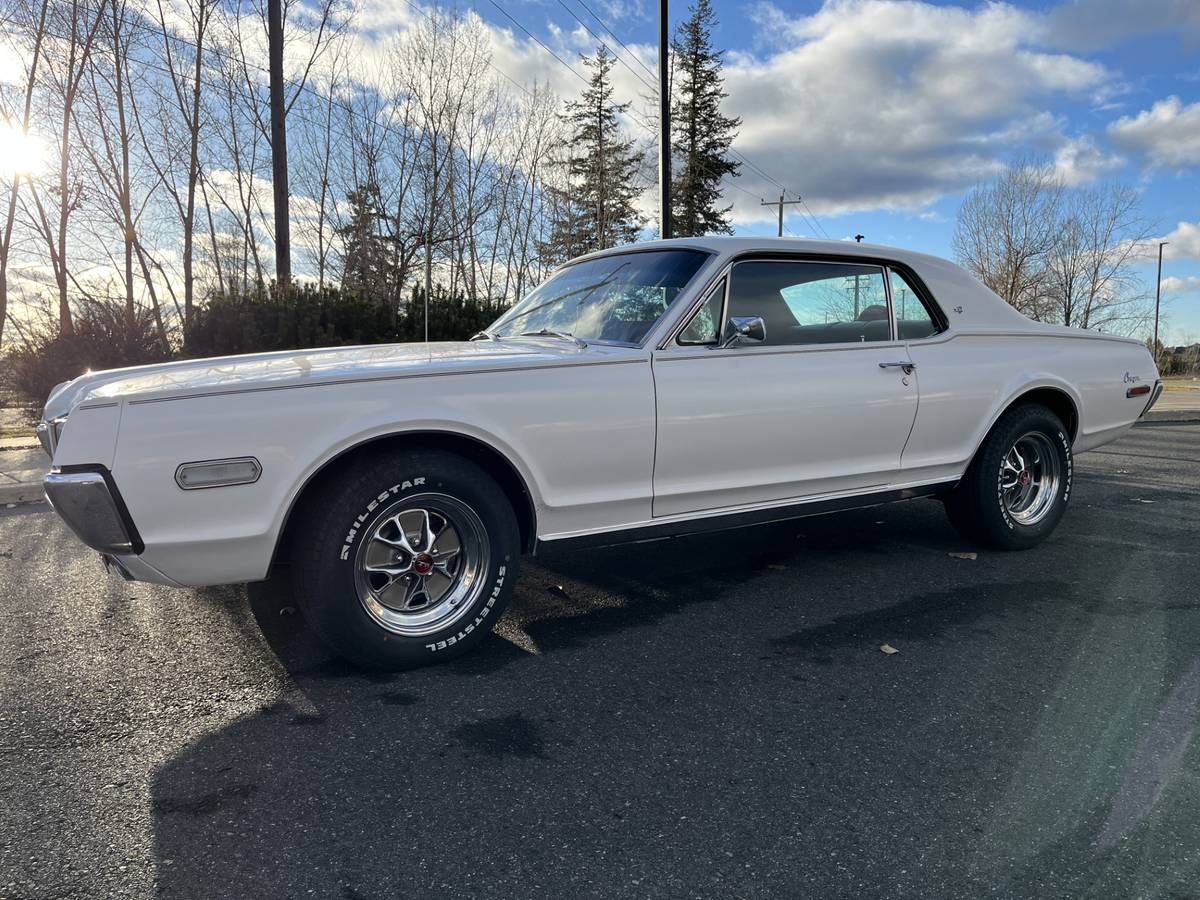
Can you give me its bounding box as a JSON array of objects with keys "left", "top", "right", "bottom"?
[
  {"left": 138, "top": 0, "right": 218, "bottom": 333},
  {"left": 1043, "top": 183, "right": 1152, "bottom": 333},
  {"left": 290, "top": 39, "right": 350, "bottom": 289},
  {"left": 953, "top": 160, "right": 1063, "bottom": 321},
  {"left": 224, "top": 0, "right": 346, "bottom": 290},
  {"left": 75, "top": 0, "right": 180, "bottom": 348},
  {"left": 22, "top": 0, "right": 109, "bottom": 335},
  {"left": 2, "top": 0, "right": 586, "bottom": 356},
  {"left": 955, "top": 161, "right": 1152, "bottom": 335},
  {"left": 0, "top": 0, "right": 50, "bottom": 350}
]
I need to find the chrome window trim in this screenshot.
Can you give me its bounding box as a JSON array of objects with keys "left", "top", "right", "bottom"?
[
  {"left": 659, "top": 263, "right": 733, "bottom": 349},
  {"left": 490, "top": 246, "right": 718, "bottom": 351},
  {"left": 884, "top": 264, "right": 948, "bottom": 340},
  {"left": 673, "top": 274, "right": 731, "bottom": 347},
  {"left": 655, "top": 338, "right": 910, "bottom": 362},
  {"left": 661, "top": 256, "right": 898, "bottom": 353},
  {"left": 883, "top": 265, "right": 898, "bottom": 342}
]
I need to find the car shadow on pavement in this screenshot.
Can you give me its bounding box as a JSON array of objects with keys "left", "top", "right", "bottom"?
[{"left": 148, "top": 496, "right": 1200, "bottom": 898}]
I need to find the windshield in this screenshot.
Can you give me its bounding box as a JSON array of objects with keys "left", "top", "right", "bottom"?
[{"left": 489, "top": 249, "right": 710, "bottom": 345}]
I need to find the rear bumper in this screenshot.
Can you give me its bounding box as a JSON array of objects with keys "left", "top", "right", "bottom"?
[
  {"left": 1140, "top": 380, "right": 1164, "bottom": 418},
  {"left": 43, "top": 468, "right": 144, "bottom": 555}
]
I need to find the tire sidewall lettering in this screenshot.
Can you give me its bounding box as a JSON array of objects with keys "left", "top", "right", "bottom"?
[
  {"left": 426, "top": 564, "right": 506, "bottom": 653},
  {"left": 339, "top": 477, "right": 427, "bottom": 561},
  {"left": 994, "top": 424, "right": 1072, "bottom": 532}
]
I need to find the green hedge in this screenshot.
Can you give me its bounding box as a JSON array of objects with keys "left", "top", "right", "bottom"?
[
  {"left": 184, "top": 284, "right": 504, "bottom": 357},
  {"left": 4, "top": 285, "right": 509, "bottom": 408}
]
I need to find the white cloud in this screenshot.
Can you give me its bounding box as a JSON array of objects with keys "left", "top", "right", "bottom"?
[
  {"left": 203, "top": 0, "right": 1129, "bottom": 233},
  {"left": 1108, "top": 97, "right": 1200, "bottom": 168},
  {"left": 1044, "top": 0, "right": 1200, "bottom": 51},
  {"left": 1161, "top": 275, "right": 1200, "bottom": 294},
  {"left": 1161, "top": 222, "right": 1200, "bottom": 261},
  {"left": 1051, "top": 134, "right": 1123, "bottom": 186},
  {"left": 719, "top": 0, "right": 1111, "bottom": 221}
]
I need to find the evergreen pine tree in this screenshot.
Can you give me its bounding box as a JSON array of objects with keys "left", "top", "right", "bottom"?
[
  {"left": 543, "top": 46, "right": 645, "bottom": 262},
  {"left": 337, "top": 181, "right": 396, "bottom": 300},
  {"left": 670, "top": 0, "right": 741, "bottom": 236}
]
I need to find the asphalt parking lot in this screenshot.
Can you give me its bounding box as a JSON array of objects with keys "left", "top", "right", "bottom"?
[{"left": 2, "top": 420, "right": 1199, "bottom": 899}]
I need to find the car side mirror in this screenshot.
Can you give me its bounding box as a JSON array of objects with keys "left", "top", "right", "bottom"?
[{"left": 722, "top": 316, "right": 766, "bottom": 348}]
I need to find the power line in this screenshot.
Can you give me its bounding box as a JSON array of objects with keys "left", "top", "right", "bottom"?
[
  {"left": 571, "top": 0, "right": 658, "bottom": 82},
  {"left": 572, "top": 0, "right": 809, "bottom": 228},
  {"left": 761, "top": 192, "right": 804, "bottom": 237},
  {"left": 35, "top": 17, "right": 527, "bottom": 209},
  {"left": 721, "top": 177, "right": 760, "bottom": 200},
  {"left": 486, "top": 0, "right": 589, "bottom": 84},
  {"left": 800, "top": 197, "right": 831, "bottom": 239},
  {"left": 396, "top": 0, "right": 537, "bottom": 98},
  {"left": 36, "top": 0, "right": 821, "bottom": 241},
  {"left": 552, "top": 0, "right": 658, "bottom": 97},
  {"left": 727, "top": 147, "right": 784, "bottom": 192}
]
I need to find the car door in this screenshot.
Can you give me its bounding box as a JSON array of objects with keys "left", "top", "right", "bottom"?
[{"left": 651, "top": 257, "right": 919, "bottom": 518}]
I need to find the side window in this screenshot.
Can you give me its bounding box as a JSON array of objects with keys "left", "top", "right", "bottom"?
[
  {"left": 677, "top": 277, "right": 726, "bottom": 345},
  {"left": 727, "top": 261, "right": 891, "bottom": 346},
  {"left": 889, "top": 268, "right": 942, "bottom": 340}
]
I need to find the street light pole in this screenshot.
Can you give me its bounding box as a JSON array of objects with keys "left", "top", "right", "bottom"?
[
  {"left": 658, "top": 0, "right": 671, "bottom": 239},
  {"left": 1154, "top": 241, "right": 1168, "bottom": 361}
]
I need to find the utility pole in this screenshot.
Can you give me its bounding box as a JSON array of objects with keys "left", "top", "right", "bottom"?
[
  {"left": 1154, "top": 241, "right": 1168, "bottom": 361},
  {"left": 267, "top": 0, "right": 290, "bottom": 290},
  {"left": 760, "top": 193, "right": 803, "bottom": 237},
  {"left": 658, "top": 0, "right": 671, "bottom": 239}
]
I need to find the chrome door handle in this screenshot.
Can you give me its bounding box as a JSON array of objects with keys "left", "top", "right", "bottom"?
[{"left": 878, "top": 361, "right": 916, "bottom": 372}]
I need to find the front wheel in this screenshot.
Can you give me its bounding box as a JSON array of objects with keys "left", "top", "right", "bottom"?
[
  {"left": 944, "top": 403, "right": 1073, "bottom": 551},
  {"left": 292, "top": 451, "right": 519, "bottom": 669}
]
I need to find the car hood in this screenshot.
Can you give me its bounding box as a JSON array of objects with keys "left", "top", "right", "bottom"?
[{"left": 43, "top": 339, "right": 642, "bottom": 419}]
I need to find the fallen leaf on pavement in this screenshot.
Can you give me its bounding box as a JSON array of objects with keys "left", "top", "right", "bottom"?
[
  {"left": 880, "top": 644, "right": 900, "bottom": 655},
  {"left": 948, "top": 551, "right": 978, "bottom": 560}
]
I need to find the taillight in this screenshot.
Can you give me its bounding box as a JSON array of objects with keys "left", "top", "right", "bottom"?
[{"left": 1126, "top": 384, "right": 1151, "bottom": 398}]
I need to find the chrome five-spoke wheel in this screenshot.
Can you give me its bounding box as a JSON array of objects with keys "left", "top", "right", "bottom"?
[
  {"left": 353, "top": 493, "right": 489, "bottom": 637},
  {"left": 999, "top": 431, "right": 1061, "bottom": 526}
]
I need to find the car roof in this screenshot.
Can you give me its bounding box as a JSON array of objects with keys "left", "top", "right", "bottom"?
[
  {"left": 577, "top": 236, "right": 1042, "bottom": 332},
  {"left": 578, "top": 235, "right": 950, "bottom": 270}
]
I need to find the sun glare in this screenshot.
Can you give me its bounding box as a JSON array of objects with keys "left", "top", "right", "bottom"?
[{"left": 0, "top": 122, "right": 49, "bottom": 178}]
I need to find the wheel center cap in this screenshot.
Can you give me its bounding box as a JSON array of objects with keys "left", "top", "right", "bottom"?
[
  {"left": 412, "top": 552, "right": 435, "bottom": 576},
  {"left": 1018, "top": 470, "right": 1031, "bottom": 486}
]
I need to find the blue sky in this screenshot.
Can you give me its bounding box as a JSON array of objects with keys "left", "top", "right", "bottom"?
[{"left": 451, "top": 0, "right": 1200, "bottom": 342}]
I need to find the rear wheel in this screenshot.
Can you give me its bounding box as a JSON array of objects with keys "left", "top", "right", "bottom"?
[
  {"left": 944, "top": 403, "right": 1073, "bottom": 550},
  {"left": 292, "top": 451, "right": 519, "bottom": 669}
]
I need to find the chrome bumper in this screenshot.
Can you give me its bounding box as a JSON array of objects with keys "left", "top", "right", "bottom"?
[
  {"left": 1141, "top": 380, "right": 1164, "bottom": 418},
  {"left": 43, "top": 469, "right": 143, "bottom": 555},
  {"left": 35, "top": 416, "right": 66, "bottom": 458}
]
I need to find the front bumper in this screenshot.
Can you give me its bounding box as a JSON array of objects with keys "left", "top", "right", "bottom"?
[
  {"left": 35, "top": 416, "right": 67, "bottom": 458},
  {"left": 43, "top": 468, "right": 144, "bottom": 555}
]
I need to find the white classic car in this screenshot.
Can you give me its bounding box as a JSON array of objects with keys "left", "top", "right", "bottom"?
[{"left": 38, "top": 238, "right": 1162, "bottom": 668}]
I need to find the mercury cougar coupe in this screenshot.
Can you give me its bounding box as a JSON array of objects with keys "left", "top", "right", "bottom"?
[{"left": 38, "top": 238, "right": 1162, "bottom": 668}]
